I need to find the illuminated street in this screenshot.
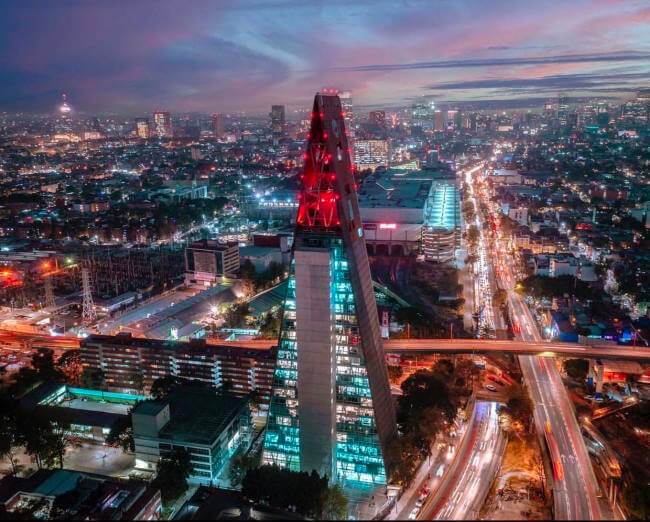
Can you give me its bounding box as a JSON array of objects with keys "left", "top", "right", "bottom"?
[
  {"left": 421, "top": 401, "right": 505, "bottom": 520},
  {"left": 469, "top": 162, "right": 604, "bottom": 520}
]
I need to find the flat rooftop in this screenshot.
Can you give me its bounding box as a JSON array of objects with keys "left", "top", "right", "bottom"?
[
  {"left": 135, "top": 388, "right": 248, "bottom": 446},
  {"left": 425, "top": 182, "right": 460, "bottom": 231}
]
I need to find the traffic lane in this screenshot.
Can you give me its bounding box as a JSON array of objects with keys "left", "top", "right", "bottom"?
[
  {"left": 522, "top": 355, "right": 600, "bottom": 520},
  {"left": 421, "top": 403, "right": 485, "bottom": 520},
  {"left": 424, "top": 401, "right": 503, "bottom": 520}
]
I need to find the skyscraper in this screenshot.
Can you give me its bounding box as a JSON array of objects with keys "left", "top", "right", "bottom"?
[
  {"left": 152, "top": 111, "right": 173, "bottom": 138},
  {"left": 369, "top": 110, "right": 386, "bottom": 128},
  {"left": 339, "top": 90, "right": 355, "bottom": 163},
  {"left": 135, "top": 118, "right": 150, "bottom": 139},
  {"left": 270, "top": 105, "right": 285, "bottom": 144},
  {"left": 212, "top": 113, "right": 225, "bottom": 139},
  {"left": 262, "top": 93, "right": 396, "bottom": 490},
  {"left": 354, "top": 139, "right": 390, "bottom": 172}
]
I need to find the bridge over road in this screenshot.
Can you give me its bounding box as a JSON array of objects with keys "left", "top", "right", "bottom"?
[{"left": 2, "top": 328, "right": 650, "bottom": 361}]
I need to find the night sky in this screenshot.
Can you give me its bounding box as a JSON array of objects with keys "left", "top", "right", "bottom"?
[{"left": 1, "top": 0, "right": 648, "bottom": 114}]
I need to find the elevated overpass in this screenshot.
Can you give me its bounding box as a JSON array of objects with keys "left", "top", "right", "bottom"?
[
  {"left": 220, "top": 338, "right": 650, "bottom": 361},
  {"left": 3, "top": 329, "right": 650, "bottom": 361}
]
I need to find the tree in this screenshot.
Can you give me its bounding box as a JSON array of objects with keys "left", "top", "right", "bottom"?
[
  {"left": 622, "top": 482, "right": 650, "bottom": 520},
  {"left": 152, "top": 448, "right": 193, "bottom": 506},
  {"left": 466, "top": 225, "right": 480, "bottom": 245},
  {"left": 223, "top": 302, "right": 251, "bottom": 328},
  {"left": 387, "top": 365, "right": 403, "bottom": 383},
  {"left": 18, "top": 414, "right": 67, "bottom": 469},
  {"left": 431, "top": 359, "right": 455, "bottom": 381},
  {"left": 0, "top": 393, "right": 20, "bottom": 475},
  {"left": 239, "top": 259, "right": 256, "bottom": 280},
  {"left": 150, "top": 376, "right": 182, "bottom": 400},
  {"left": 500, "top": 383, "right": 533, "bottom": 432},
  {"left": 80, "top": 367, "right": 105, "bottom": 389},
  {"left": 31, "top": 348, "right": 63, "bottom": 381},
  {"left": 493, "top": 288, "right": 508, "bottom": 308},
  {"left": 399, "top": 370, "right": 456, "bottom": 427},
  {"left": 56, "top": 350, "right": 82, "bottom": 385},
  {"left": 563, "top": 358, "right": 589, "bottom": 381},
  {"left": 384, "top": 435, "right": 420, "bottom": 487},
  {"left": 242, "top": 465, "right": 329, "bottom": 518},
  {"left": 228, "top": 452, "right": 257, "bottom": 489},
  {"left": 105, "top": 415, "right": 135, "bottom": 452},
  {"left": 322, "top": 484, "right": 348, "bottom": 520}
]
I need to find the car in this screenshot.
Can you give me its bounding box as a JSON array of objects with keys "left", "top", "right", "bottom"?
[
  {"left": 408, "top": 507, "right": 420, "bottom": 520},
  {"left": 415, "top": 499, "right": 424, "bottom": 508},
  {"left": 485, "top": 384, "right": 497, "bottom": 392},
  {"left": 436, "top": 464, "right": 445, "bottom": 477}
]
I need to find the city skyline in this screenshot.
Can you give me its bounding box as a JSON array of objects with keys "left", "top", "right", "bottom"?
[{"left": 1, "top": 0, "right": 649, "bottom": 113}]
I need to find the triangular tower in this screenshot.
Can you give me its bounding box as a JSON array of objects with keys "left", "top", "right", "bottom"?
[{"left": 262, "top": 93, "right": 396, "bottom": 489}]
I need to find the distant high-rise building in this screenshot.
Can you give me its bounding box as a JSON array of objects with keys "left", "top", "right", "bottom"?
[
  {"left": 339, "top": 90, "right": 355, "bottom": 163},
  {"left": 354, "top": 139, "right": 389, "bottom": 171},
  {"left": 557, "top": 96, "right": 569, "bottom": 126},
  {"left": 411, "top": 97, "right": 435, "bottom": 129},
  {"left": 433, "top": 109, "right": 446, "bottom": 131},
  {"left": 543, "top": 99, "right": 556, "bottom": 119},
  {"left": 262, "top": 92, "right": 396, "bottom": 490},
  {"left": 135, "top": 118, "right": 150, "bottom": 139},
  {"left": 270, "top": 105, "right": 285, "bottom": 144},
  {"left": 212, "top": 113, "right": 225, "bottom": 139},
  {"left": 152, "top": 111, "right": 173, "bottom": 138},
  {"left": 369, "top": 110, "right": 386, "bottom": 128}
]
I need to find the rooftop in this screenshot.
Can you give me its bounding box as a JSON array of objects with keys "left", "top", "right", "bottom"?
[{"left": 135, "top": 388, "right": 248, "bottom": 446}]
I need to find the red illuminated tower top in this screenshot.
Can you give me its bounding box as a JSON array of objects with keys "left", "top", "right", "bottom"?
[{"left": 296, "top": 93, "right": 359, "bottom": 234}]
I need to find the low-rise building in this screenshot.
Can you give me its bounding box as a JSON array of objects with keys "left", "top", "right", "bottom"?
[
  {"left": 132, "top": 388, "right": 251, "bottom": 486},
  {"left": 185, "top": 239, "right": 240, "bottom": 284},
  {"left": 0, "top": 469, "right": 161, "bottom": 520}
]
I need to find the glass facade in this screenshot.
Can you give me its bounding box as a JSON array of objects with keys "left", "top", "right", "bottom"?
[
  {"left": 262, "top": 260, "right": 300, "bottom": 471},
  {"left": 262, "top": 239, "right": 386, "bottom": 487}
]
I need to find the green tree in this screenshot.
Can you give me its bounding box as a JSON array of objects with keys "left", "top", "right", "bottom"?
[
  {"left": 152, "top": 448, "right": 193, "bottom": 506},
  {"left": 105, "top": 415, "right": 135, "bottom": 452},
  {"left": 31, "top": 348, "right": 63, "bottom": 381},
  {"left": 242, "top": 465, "right": 328, "bottom": 518},
  {"left": 18, "top": 414, "right": 67, "bottom": 469},
  {"left": 56, "top": 350, "right": 82, "bottom": 385},
  {"left": 239, "top": 259, "right": 256, "bottom": 280},
  {"left": 80, "top": 367, "right": 105, "bottom": 389},
  {"left": 150, "top": 376, "right": 182, "bottom": 400},
  {"left": 500, "top": 383, "right": 533, "bottom": 432},
  {"left": 0, "top": 393, "right": 20, "bottom": 474},
  {"left": 387, "top": 365, "right": 403, "bottom": 383},
  {"left": 563, "top": 358, "right": 589, "bottom": 381},
  {"left": 322, "top": 484, "right": 348, "bottom": 520},
  {"left": 223, "top": 302, "right": 251, "bottom": 328},
  {"left": 622, "top": 482, "right": 650, "bottom": 520},
  {"left": 228, "top": 452, "right": 257, "bottom": 489}
]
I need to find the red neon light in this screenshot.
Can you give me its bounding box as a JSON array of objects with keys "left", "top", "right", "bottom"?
[{"left": 296, "top": 97, "right": 342, "bottom": 230}]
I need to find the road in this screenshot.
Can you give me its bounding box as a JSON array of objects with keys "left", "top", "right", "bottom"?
[
  {"left": 421, "top": 401, "right": 505, "bottom": 520},
  {"left": 470, "top": 163, "right": 603, "bottom": 520},
  {"left": 2, "top": 328, "right": 650, "bottom": 362}
]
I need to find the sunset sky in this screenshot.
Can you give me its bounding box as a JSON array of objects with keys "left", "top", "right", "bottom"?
[{"left": 1, "top": 0, "right": 648, "bottom": 113}]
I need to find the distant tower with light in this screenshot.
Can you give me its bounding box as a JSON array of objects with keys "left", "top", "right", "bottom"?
[
  {"left": 59, "top": 93, "right": 72, "bottom": 115},
  {"left": 81, "top": 268, "right": 96, "bottom": 324}
]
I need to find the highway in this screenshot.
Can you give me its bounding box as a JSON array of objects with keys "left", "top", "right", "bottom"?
[
  {"left": 2, "top": 328, "right": 650, "bottom": 362},
  {"left": 471, "top": 162, "right": 603, "bottom": 520},
  {"left": 421, "top": 401, "right": 505, "bottom": 520}
]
